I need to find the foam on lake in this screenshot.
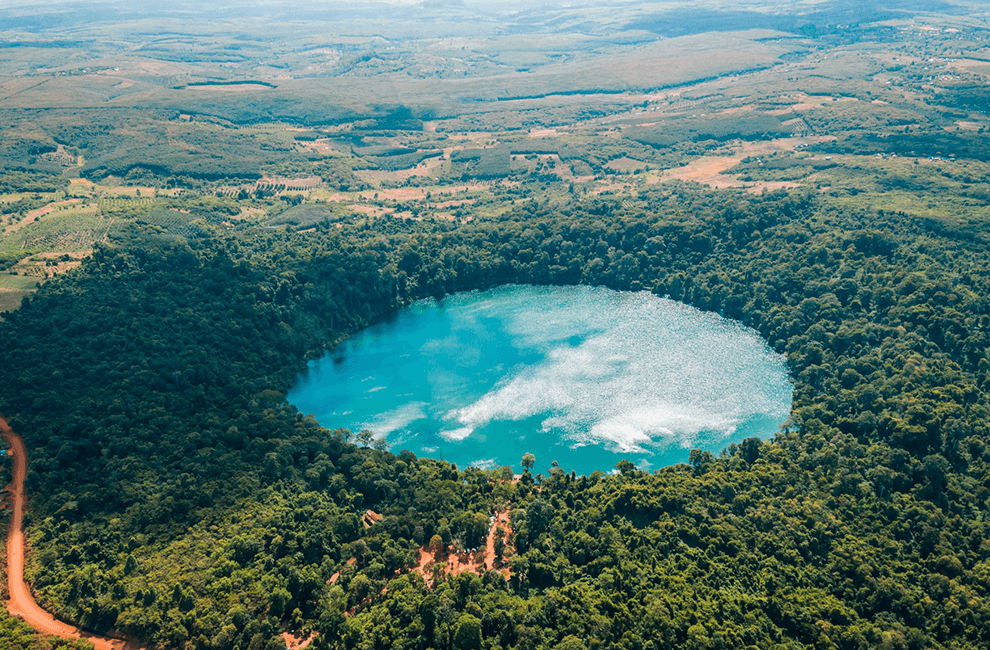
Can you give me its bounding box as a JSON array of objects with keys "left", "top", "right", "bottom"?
[{"left": 288, "top": 285, "right": 793, "bottom": 474}]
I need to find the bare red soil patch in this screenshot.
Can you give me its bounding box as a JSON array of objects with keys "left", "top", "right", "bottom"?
[
  {"left": 411, "top": 506, "right": 514, "bottom": 587},
  {"left": 281, "top": 631, "right": 314, "bottom": 650}
]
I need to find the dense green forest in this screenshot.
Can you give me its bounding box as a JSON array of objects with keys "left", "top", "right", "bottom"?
[
  {"left": 2, "top": 182, "right": 990, "bottom": 649},
  {"left": 0, "top": 615, "right": 94, "bottom": 650}
]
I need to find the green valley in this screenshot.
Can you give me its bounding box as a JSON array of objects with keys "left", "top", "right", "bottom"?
[{"left": 2, "top": 2, "right": 990, "bottom": 650}]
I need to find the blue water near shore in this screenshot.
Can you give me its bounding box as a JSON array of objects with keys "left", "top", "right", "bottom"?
[{"left": 287, "top": 285, "right": 793, "bottom": 475}]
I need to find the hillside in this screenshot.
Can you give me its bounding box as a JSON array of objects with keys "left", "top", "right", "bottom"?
[{"left": 2, "top": 2, "right": 990, "bottom": 650}]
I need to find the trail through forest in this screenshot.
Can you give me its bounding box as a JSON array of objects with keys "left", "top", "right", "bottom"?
[{"left": 0, "top": 416, "right": 140, "bottom": 650}]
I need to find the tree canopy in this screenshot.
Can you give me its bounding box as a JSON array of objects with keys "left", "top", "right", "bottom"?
[{"left": 2, "top": 184, "right": 990, "bottom": 649}]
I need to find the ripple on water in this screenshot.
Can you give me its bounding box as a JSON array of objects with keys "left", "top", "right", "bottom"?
[{"left": 287, "top": 285, "right": 793, "bottom": 475}]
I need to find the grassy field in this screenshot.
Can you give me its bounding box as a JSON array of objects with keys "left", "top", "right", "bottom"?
[
  {"left": 0, "top": 289, "right": 32, "bottom": 314},
  {"left": 0, "top": 274, "right": 39, "bottom": 316},
  {"left": 0, "top": 0, "right": 988, "bottom": 299},
  {"left": 0, "top": 274, "right": 40, "bottom": 291}
]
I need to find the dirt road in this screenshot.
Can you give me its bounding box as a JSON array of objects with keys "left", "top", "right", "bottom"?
[
  {"left": 0, "top": 415, "right": 138, "bottom": 650},
  {"left": 483, "top": 507, "right": 512, "bottom": 577}
]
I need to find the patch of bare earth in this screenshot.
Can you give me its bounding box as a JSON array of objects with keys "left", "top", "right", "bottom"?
[
  {"left": 780, "top": 93, "right": 859, "bottom": 113},
  {"left": 349, "top": 204, "right": 396, "bottom": 217},
  {"left": 24, "top": 199, "right": 83, "bottom": 220},
  {"left": 354, "top": 157, "right": 445, "bottom": 185},
  {"left": 950, "top": 59, "right": 990, "bottom": 77},
  {"left": 6, "top": 251, "right": 91, "bottom": 281},
  {"left": 658, "top": 137, "right": 833, "bottom": 190},
  {"left": 17, "top": 251, "right": 90, "bottom": 278},
  {"left": 297, "top": 139, "right": 345, "bottom": 155},
  {"left": 100, "top": 185, "right": 158, "bottom": 198},
  {"left": 234, "top": 207, "right": 264, "bottom": 220},
  {"left": 281, "top": 632, "right": 314, "bottom": 650},
  {"left": 411, "top": 506, "right": 514, "bottom": 587},
  {"left": 660, "top": 156, "right": 802, "bottom": 192}
]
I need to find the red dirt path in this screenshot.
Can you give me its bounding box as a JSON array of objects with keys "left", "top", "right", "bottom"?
[{"left": 1, "top": 416, "right": 143, "bottom": 650}]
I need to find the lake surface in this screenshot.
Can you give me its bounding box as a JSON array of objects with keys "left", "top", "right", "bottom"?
[{"left": 288, "top": 285, "right": 793, "bottom": 475}]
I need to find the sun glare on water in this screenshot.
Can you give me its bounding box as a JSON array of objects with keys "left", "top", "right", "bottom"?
[{"left": 288, "top": 285, "right": 793, "bottom": 474}]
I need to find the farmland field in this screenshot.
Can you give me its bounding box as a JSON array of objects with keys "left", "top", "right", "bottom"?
[{"left": 2, "top": 2, "right": 989, "bottom": 315}]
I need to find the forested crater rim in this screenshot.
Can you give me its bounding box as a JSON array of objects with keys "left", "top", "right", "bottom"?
[{"left": 288, "top": 284, "right": 794, "bottom": 474}]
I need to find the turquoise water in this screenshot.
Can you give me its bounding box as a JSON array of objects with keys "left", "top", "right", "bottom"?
[{"left": 287, "top": 285, "right": 793, "bottom": 475}]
